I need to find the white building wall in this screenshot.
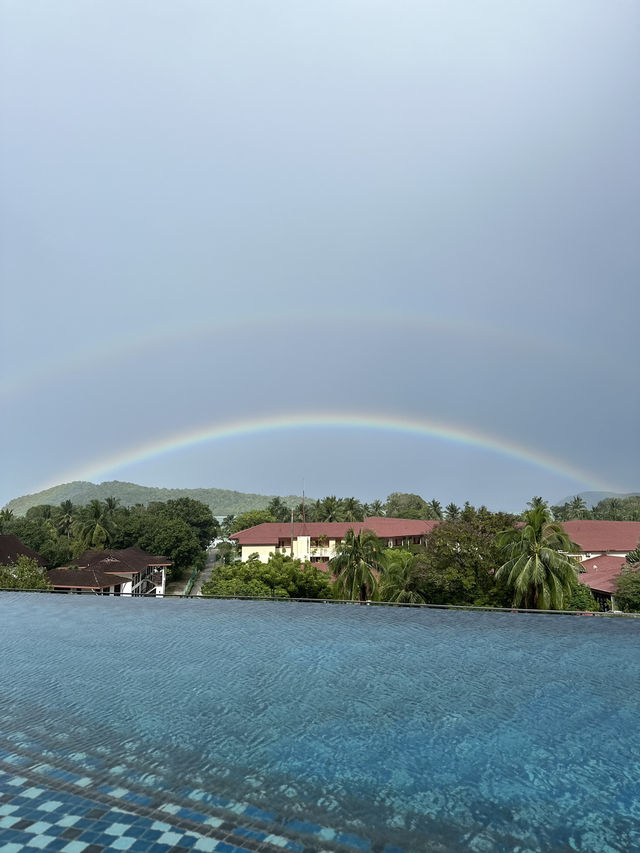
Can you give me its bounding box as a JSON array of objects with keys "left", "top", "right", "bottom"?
[
  {"left": 241, "top": 544, "right": 278, "bottom": 562},
  {"left": 570, "top": 550, "right": 630, "bottom": 563}
]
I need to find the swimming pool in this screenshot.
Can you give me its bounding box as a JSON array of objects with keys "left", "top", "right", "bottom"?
[{"left": 1, "top": 594, "right": 639, "bottom": 852}]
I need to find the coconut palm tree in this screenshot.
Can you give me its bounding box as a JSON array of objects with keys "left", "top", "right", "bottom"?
[
  {"left": 445, "top": 502, "right": 460, "bottom": 521},
  {"left": 369, "top": 500, "right": 385, "bottom": 517},
  {"left": 568, "top": 496, "right": 590, "bottom": 519},
  {"left": 267, "top": 496, "right": 290, "bottom": 522},
  {"left": 343, "top": 497, "right": 364, "bottom": 522},
  {"left": 527, "top": 496, "right": 548, "bottom": 512},
  {"left": 319, "top": 496, "right": 345, "bottom": 522},
  {"left": 104, "top": 496, "right": 120, "bottom": 515},
  {"left": 379, "top": 549, "right": 426, "bottom": 604},
  {"left": 428, "top": 499, "right": 443, "bottom": 519},
  {"left": 55, "top": 500, "right": 75, "bottom": 539},
  {"left": 73, "top": 500, "right": 115, "bottom": 551},
  {"left": 0, "top": 508, "right": 14, "bottom": 532},
  {"left": 495, "top": 506, "right": 578, "bottom": 609},
  {"left": 330, "top": 529, "right": 383, "bottom": 602}
]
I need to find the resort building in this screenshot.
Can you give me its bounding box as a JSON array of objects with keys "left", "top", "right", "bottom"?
[
  {"left": 47, "top": 547, "right": 171, "bottom": 596},
  {"left": 560, "top": 521, "right": 640, "bottom": 609},
  {"left": 561, "top": 520, "right": 640, "bottom": 562},
  {"left": 0, "top": 534, "right": 46, "bottom": 567},
  {"left": 230, "top": 517, "right": 439, "bottom": 563},
  {"left": 576, "top": 555, "right": 629, "bottom": 611}
]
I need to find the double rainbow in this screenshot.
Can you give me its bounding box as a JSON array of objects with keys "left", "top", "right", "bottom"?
[{"left": 38, "top": 411, "right": 615, "bottom": 493}]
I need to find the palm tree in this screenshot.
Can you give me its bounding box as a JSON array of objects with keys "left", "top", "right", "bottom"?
[
  {"left": 343, "top": 497, "right": 364, "bottom": 522},
  {"left": 369, "top": 500, "right": 385, "bottom": 517},
  {"left": 330, "top": 529, "right": 383, "bottom": 602},
  {"left": 104, "top": 496, "right": 120, "bottom": 514},
  {"left": 428, "top": 499, "right": 443, "bottom": 519},
  {"left": 526, "top": 496, "right": 548, "bottom": 512},
  {"left": 267, "top": 497, "right": 290, "bottom": 522},
  {"left": 568, "top": 496, "right": 590, "bottom": 519},
  {"left": 495, "top": 506, "right": 578, "bottom": 609},
  {"left": 445, "top": 502, "right": 460, "bottom": 521},
  {"left": 73, "top": 500, "right": 115, "bottom": 551},
  {"left": 0, "top": 508, "right": 14, "bottom": 532},
  {"left": 55, "top": 500, "right": 75, "bottom": 539},
  {"left": 379, "top": 549, "right": 426, "bottom": 604},
  {"left": 319, "top": 496, "right": 345, "bottom": 522}
]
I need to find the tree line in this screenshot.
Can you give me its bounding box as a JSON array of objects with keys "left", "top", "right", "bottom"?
[
  {"left": 3, "top": 495, "right": 639, "bottom": 611},
  {"left": 0, "top": 497, "right": 219, "bottom": 580},
  {"left": 551, "top": 495, "right": 640, "bottom": 521},
  {"left": 220, "top": 491, "right": 640, "bottom": 538},
  {"left": 206, "top": 500, "right": 640, "bottom": 612},
  {"left": 219, "top": 492, "right": 490, "bottom": 539}
]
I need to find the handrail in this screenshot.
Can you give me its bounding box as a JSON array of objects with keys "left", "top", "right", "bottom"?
[
  {"left": 182, "top": 564, "right": 199, "bottom": 596},
  {"left": 0, "top": 586, "right": 636, "bottom": 616}
]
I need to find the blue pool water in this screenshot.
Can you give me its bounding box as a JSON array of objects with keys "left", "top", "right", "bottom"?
[{"left": 1, "top": 594, "right": 639, "bottom": 852}]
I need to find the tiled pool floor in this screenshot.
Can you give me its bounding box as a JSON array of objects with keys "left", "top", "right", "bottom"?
[{"left": 0, "top": 736, "right": 396, "bottom": 853}]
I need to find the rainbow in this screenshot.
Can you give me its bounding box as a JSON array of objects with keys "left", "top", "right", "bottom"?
[
  {"left": 37, "top": 411, "right": 616, "bottom": 493},
  {"left": 1, "top": 310, "right": 552, "bottom": 402}
]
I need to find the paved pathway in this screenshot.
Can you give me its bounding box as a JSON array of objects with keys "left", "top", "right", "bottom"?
[
  {"left": 190, "top": 548, "right": 217, "bottom": 595},
  {"left": 163, "top": 549, "right": 217, "bottom": 596}
]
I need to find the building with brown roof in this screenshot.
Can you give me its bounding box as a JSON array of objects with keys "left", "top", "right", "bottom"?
[
  {"left": 0, "top": 534, "right": 46, "bottom": 567},
  {"left": 48, "top": 547, "right": 171, "bottom": 596},
  {"left": 557, "top": 522, "right": 640, "bottom": 610},
  {"left": 561, "top": 521, "right": 640, "bottom": 561},
  {"left": 577, "top": 555, "right": 629, "bottom": 610},
  {"left": 230, "top": 518, "right": 440, "bottom": 564}
]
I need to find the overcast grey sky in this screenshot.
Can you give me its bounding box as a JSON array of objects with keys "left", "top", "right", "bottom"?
[{"left": 1, "top": 1, "right": 639, "bottom": 511}]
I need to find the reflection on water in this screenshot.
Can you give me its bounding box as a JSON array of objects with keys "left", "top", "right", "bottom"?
[{"left": 2, "top": 594, "right": 639, "bottom": 852}]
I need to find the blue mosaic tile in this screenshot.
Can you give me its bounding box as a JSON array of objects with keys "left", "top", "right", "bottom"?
[
  {"left": 334, "top": 831, "right": 371, "bottom": 851},
  {"left": 233, "top": 826, "right": 269, "bottom": 842},
  {"left": 0, "top": 756, "right": 346, "bottom": 853},
  {"left": 177, "top": 806, "right": 210, "bottom": 823}
]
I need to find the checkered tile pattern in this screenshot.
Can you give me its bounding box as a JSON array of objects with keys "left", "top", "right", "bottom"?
[
  {"left": 0, "top": 714, "right": 400, "bottom": 853},
  {"left": 0, "top": 756, "right": 391, "bottom": 853},
  {"left": 0, "top": 769, "right": 252, "bottom": 852}
]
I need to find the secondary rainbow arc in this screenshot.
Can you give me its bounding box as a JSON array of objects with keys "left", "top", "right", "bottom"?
[{"left": 38, "top": 411, "right": 616, "bottom": 494}]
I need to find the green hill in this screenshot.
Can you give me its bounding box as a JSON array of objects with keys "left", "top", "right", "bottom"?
[{"left": 4, "top": 481, "right": 302, "bottom": 518}]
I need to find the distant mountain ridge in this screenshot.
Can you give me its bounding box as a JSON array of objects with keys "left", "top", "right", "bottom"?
[
  {"left": 556, "top": 491, "right": 640, "bottom": 509},
  {"left": 4, "top": 481, "right": 303, "bottom": 517}
]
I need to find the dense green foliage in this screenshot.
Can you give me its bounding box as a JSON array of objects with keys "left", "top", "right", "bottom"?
[
  {"left": 5, "top": 488, "right": 632, "bottom": 609},
  {"left": 614, "top": 564, "right": 640, "bottom": 612},
  {"left": 0, "top": 556, "right": 52, "bottom": 590},
  {"left": 1, "top": 497, "right": 218, "bottom": 580},
  {"left": 496, "top": 506, "right": 579, "bottom": 609},
  {"left": 564, "top": 580, "right": 600, "bottom": 612},
  {"left": 625, "top": 540, "right": 640, "bottom": 565},
  {"left": 408, "top": 510, "right": 516, "bottom": 607},
  {"left": 201, "top": 552, "right": 334, "bottom": 599},
  {"left": 383, "top": 492, "right": 437, "bottom": 520},
  {"left": 330, "top": 529, "right": 384, "bottom": 602},
  {"left": 5, "top": 480, "right": 302, "bottom": 519},
  {"left": 378, "top": 548, "right": 427, "bottom": 604},
  {"left": 231, "top": 510, "right": 276, "bottom": 533},
  {"left": 552, "top": 494, "right": 640, "bottom": 521}
]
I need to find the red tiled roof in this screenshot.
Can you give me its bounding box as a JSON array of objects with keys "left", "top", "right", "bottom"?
[
  {"left": 0, "top": 535, "right": 47, "bottom": 567},
  {"left": 561, "top": 521, "right": 640, "bottom": 553},
  {"left": 231, "top": 517, "right": 439, "bottom": 545},
  {"left": 577, "top": 555, "right": 628, "bottom": 594}
]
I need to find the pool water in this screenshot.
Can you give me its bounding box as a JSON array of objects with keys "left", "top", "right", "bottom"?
[{"left": 1, "top": 594, "right": 639, "bottom": 852}]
